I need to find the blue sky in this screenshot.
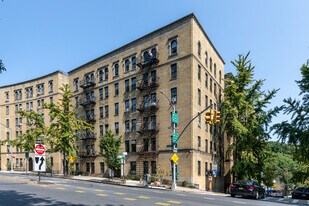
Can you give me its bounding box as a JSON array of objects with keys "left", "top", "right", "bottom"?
[{"left": 1, "top": 0, "right": 309, "bottom": 132}]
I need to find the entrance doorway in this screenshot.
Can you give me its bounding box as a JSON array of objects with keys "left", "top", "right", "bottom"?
[{"left": 28, "top": 158, "right": 33, "bottom": 171}]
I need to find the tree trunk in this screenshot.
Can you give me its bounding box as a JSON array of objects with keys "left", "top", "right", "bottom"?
[{"left": 63, "top": 152, "right": 67, "bottom": 176}]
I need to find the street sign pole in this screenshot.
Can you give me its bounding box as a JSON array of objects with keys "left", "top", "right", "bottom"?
[{"left": 172, "top": 105, "right": 177, "bottom": 191}]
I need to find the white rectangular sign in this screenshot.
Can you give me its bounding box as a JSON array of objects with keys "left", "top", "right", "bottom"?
[{"left": 34, "top": 155, "right": 46, "bottom": 172}]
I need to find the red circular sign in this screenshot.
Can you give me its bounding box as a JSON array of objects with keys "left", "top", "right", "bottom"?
[{"left": 35, "top": 144, "right": 45, "bottom": 155}]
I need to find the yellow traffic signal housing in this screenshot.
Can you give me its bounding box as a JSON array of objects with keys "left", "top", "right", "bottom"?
[
  {"left": 214, "top": 111, "right": 221, "bottom": 124},
  {"left": 205, "top": 109, "right": 214, "bottom": 125}
]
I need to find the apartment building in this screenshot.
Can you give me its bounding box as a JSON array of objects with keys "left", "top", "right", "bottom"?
[
  {"left": 68, "top": 13, "right": 225, "bottom": 190},
  {"left": 0, "top": 71, "right": 68, "bottom": 173},
  {"left": 0, "top": 13, "right": 227, "bottom": 191}
]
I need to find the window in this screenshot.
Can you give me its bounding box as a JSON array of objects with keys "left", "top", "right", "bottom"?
[
  {"left": 143, "top": 161, "right": 149, "bottom": 174},
  {"left": 131, "top": 77, "right": 136, "bottom": 90},
  {"left": 151, "top": 115, "right": 156, "bottom": 129},
  {"left": 91, "top": 162, "right": 95, "bottom": 174},
  {"left": 131, "top": 98, "right": 136, "bottom": 112},
  {"left": 114, "top": 63, "right": 119, "bottom": 76},
  {"left": 170, "top": 39, "right": 178, "bottom": 55},
  {"left": 130, "top": 161, "right": 136, "bottom": 174},
  {"left": 6, "top": 119, "right": 9, "bottom": 127},
  {"left": 105, "top": 105, "right": 109, "bottom": 118},
  {"left": 151, "top": 161, "right": 156, "bottom": 175},
  {"left": 14, "top": 89, "right": 22, "bottom": 100},
  {"left": 26, "top": 87, "right": 33, "bottom": 98},
  {"left": 99, "top": 107, "right": 103, "bottom": 118},
  {"left": 198, "top": 136, "right": 201, "bottom": 148},
  {"left": 100, "top": 125, "right": 103, "bottom": 136},
  {"left": 143, "top": 95, "right": 149, "bottom": 108},
  {"left": 125, "top": 100, "right": 130, "bottom": 112},
  {"left": 5, "top": 92, "right": 9, "bottom": 102},
  {"left": 48, "top": 80, "right": 53, "bottom": 93},
  {"left": 214, "top": 83, "right": 217, "bottom": 95},
  {"left": 125, "top": 59, "right": 130, "bottom": 73},
  {"left": 99, "top": 88, "right": 103, "bottom": 100},
  {"left": 125, "top": 80, "right": 130, "bottom": 92},
  {"left": 6, "top": 106, "right": 9, "bottom": 115},
  {"left": 100, "top": 162, "right": 105, "bottom": 174},
  {"left": 125, "top": 141, "right": 130, "bottom": 153},
  {"left": 198, "top": 65, "right": 201, "bottom": 80},
  {"left": 197, "top": 41, "right": 201, "bottom": 56},
  {"left": 99, "top": 69, "right": 104, "bottom": 82},
  {"left": 75, "top": 96, "right": 79, "bottom": 107},
  {"left": 219, "top": 70, "right": 222, "bottom": 84},
  {"left": 205, "top": 162, "right": 208, "bottom": 175},
  {"left": 104, "top": 86, "right": 109, "bottom": 99},
  {"left": 73, "top": 78, "right": 79, "bottom": 92},
  {"left": 198, "top": 161, "right": 201, "bottom": 176},
  {"left": 36, "top": 84, "right": 44, "bottom": 96},
  {"left": 114, "top": 83, "right": 119, "bottom": 96},
  {"left": 104, "top": 67, "right": 109, "bottom": 80},
  {"left": 50, "top": 97, "right": 53, "bottom": 103},
  {"left": 132, "top": 57, "right": 136, "bottom": 70},
  {"left": 198, "top": 113, "right": 201, "bottom": 128},
  {"left": 131, "top": 140, "right": 136, "bottom": 152},
  {"left": 214, "top": 63, "right": 217, "bottom": 78},
  {"left": 210, "top": 58, "right": 213, "bottom": 72},
  {"left": 151, "top": 138, "right": 156, "bottom": 151},
  {"left": 210, "top": 78, "right": 213, "bottom": 92},
  {"left": 114, "top": 103, "right": 119, "bottom": 116},
  {"left": 131, "top": 119, "right": 137, "bottom": 132},
  {"left": 205, "top": 52, "right": 208, "bottom": 67},
  {"left": 125, "top": 120, "right": 130, "bottom": 132},
  {"left": 205, "top": 73, "right": 208, "bottom": 88},
  {"left": 205, "top": 95, "right": 208, "bottom": 108},
  {"left": 151, "top": 93, "right": 156, "bottom": 105},
  {"left": 210, "top": 141, "right": 213, "bottom": 152},
  {"left": 171, "top": 63, "right": 177, "bottom": 79},
  {"left": 206, "top": 139, "right": 208, "bottom": 153},
  {"left": 198, "top": 89, "right": 201, "bottom": 105},
  {"left": 171, "top": 87, "right": 177, "bottom": 103},
  {"left": 105, "top": 124, "right": 109, "bottom": 132},
  {"left": 115, "top": 122, "right": 119, "bottom": 134}
]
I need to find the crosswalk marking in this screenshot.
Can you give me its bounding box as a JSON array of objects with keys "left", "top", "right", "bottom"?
[
  {"left": 232, "top": 201, "right": 246, "bottom": 205},
  {"left": 278, "top": 198, "right": 284, "bottom": 201},
  {"left": 137, "top": 196, "right": 150, "bottom": 199},
  {"left": 291, "top": 199, "right": 299, "bottom": 203},
  {"left": 55, "top": 187, "right": 65, "bottom": 190},
  {"left": 155, "top": 203, "right": 170, "bottom": 206},
  {"left": 167, "top": 200, "right": 182, "bottom": 204},
  {"left": 123, "top": 198, "right": 136, "bottom": 201},
  {"left": 153, "top": 191, "right": 164, "bottom": 194},
  {"left": 96, "top": 194, "right": 108, "bottom": 197},
  {"left": 177, "top": 194, "right": 187, "bottom": 197},
  {"left": 74, "top": 190, "right": 85, "bottom": 193},
  {"left": 204, "top": 197, "right": 215, "bottom": 200},
  {"left": 114, "top": 192, "right": 125, "bottom": 195},
  {"left": 95, "top": 189, "right": 104, "bottom": 192}
]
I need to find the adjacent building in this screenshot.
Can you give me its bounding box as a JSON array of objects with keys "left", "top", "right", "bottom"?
[{"left": 0, "top": 13, "right": 229, "bottom": 191}]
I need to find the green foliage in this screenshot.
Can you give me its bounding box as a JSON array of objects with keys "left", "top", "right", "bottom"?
[
  {"left": 0, "top": 59, "right": 6, "bottom": 73},
  {"left": 272, "top": 62, "right": 309, "bottom": 181},
  {"left": 6, "top": 160, "right": 12, "bottom": 171},
  {"left": 222, "top": 52, "right": 279, "bottom": 182},
  {"left": 99, "top": 130, "right": 122, "bottom": 172}
]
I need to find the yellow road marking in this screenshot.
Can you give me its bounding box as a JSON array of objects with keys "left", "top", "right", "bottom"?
[
  {"left": 155, "top": 203, "right": 170, "bottom": 206},
  {"left": 137, "top": 196, "right": 150, "bottom": 199},
  {"left": 123, "top": 198, "right": 136, "bottom": 201},
  {"left": 75, "top": 190, "right": 85, "bottom": 193},
  {"left": 167, "top": 200, "right": 182, "bottom": 204},
  {"left": 95, "top": 189, "right": 104, "bottom": 192},
  {"left": 55, "top": 187, "right": 65, "bottom": 190},
  {"left": 96, "top": 194, "right": 108, "bottom": 197},
  {"left": 114, "top": 192, "right": 125, "bottom": 195}
]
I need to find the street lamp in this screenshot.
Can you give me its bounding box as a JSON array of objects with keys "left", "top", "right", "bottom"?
[
  {"left": 0, "top": 122, "right": 14, "bottom": 172},
  {"left": 159, "top": 90, "right": 177, "bottom": 191}
]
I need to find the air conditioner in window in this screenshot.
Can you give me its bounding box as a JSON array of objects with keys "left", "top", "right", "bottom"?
[
  {"left": 171, "top": 97, "right": 177, "bottom": 103},
  {"left": 126, "top": 108, "right": 130, "bottom": 112},
  {"left": 125, "top": 129, "right": 130, "bottom": 133},
  {"left": 151, "top": 102, "right": 156, "bottom": 106}
]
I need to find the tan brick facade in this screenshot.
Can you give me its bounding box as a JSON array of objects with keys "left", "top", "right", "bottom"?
[{"left": 0, "top": 14, "right": 228, "bottom": 191}]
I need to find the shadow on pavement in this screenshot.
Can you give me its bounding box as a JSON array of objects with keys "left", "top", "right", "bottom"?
[{"left": 0, "top": 190, "right": 86, "bottom": 206}]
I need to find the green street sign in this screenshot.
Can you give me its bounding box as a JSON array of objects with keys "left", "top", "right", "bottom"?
[
  {"left": 173, "top": 147, "right": 178, "bottom": 153},
  {"left": 172, "top": 112, "right": 179, "bottom": 124},
  {"left": 166, "top": 144, "right": 172, "bottom": 148},
  {"left": 172, "top": 133, "right": 179, "bottom": 144},
  {"left": 25, "top": 152, "right": 29, "bottom": 158}
]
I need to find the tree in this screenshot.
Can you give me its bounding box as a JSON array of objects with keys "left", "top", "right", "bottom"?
[
  {"left": 45, "top": 84, "right": 92, "bottom": 176},
  {"left": 272, "top": 62, "right": 309, "bottom": 182},
  {"left": 99, "top": 130, "right": 122, "bottom": 177},
  {"left": 222, "top": 52, "right": 279, "bottom": 183},
  {"left": 0, "top": 60, "right": 6, "bottom": 73}
]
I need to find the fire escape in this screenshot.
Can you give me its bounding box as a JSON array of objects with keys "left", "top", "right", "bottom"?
[
  {"left": 78, "top": 75, "right": 97, "bottom": 163},
  {"left": 136, "top": 49, "right": 160, "bottom": 174}
]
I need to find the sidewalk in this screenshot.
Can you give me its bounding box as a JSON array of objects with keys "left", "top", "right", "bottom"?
[{"left": 1, "top": 170, "right": 226, "bottom": 196}]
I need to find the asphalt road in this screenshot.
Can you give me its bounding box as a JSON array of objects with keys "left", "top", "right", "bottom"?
[{"left": 0, "top": 173, "right": 308, "bottom": 206}]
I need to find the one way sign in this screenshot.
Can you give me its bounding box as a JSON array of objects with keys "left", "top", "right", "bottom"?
[{"left": 34, "top": 155, "right": 46, "bottom": 172}]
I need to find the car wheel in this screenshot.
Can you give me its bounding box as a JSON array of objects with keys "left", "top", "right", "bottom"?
[
  {"left": 255, "top": 191, "right": 259, "bottom": 200},
  {"left": 231, "top": 194, "right": 235, "bottom": 197}
]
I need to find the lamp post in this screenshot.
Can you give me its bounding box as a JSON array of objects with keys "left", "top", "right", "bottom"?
[
  {"left": 159, "top": 90, "right": 177, "bottom": 191},
  {"left": 0, "top": 122, "right": 14, "bottom": 172}
]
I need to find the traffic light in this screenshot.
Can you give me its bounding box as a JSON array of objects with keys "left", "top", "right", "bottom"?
[
  {"left": 213, "top": 110, "right": 221, "bottom": 124},
  {"left": 205, "top": 109, "right": 214, "bottom": 125}
]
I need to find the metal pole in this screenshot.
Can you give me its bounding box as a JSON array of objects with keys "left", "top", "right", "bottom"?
[
  {"left": 172, "top": 104, "right": 177, "bottom": 191},
  {"left": 39, "top": 171, "right": 41, "bottom": 182}
]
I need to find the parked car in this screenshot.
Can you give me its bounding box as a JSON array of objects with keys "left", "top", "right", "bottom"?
[
  {"left": 230, "top": 180, "right": 265, "bottom": 199},
  {"left": 292, "top": 186, "right": 309, "bottom": 199},
  {"left": 266, "top": 189, "right": 284, "bottom": 198}
]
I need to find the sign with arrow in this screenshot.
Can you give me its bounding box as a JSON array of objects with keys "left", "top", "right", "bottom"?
[{"left": 34, "top": 155, "right": 46, "bottom": 172}]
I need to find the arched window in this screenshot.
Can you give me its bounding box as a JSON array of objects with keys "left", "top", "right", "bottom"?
[
  {"left": 151, "top": 48, "right": 157, "bottom": 58},
  {"left": 209, "top": 58, "right": 213, "bottom": 72},
  {"left": 114, "top": 63, "right": 119, "bottom": 76},
  {"left": 143, "top": 51, "right": 150, "bottom": 64},
  {"left": 171, "top": 39, "right": 177, "bottom": 55},
  {"left": 214, "top": 63, "right": 217, "bottom": 78},
  {"left": 197, "top": 41, "right": 201, "bottom": 56},
  {"left": 205, "top": 52, "right": 208, "bottom": 67},
  {"left": 90, "top": 73, "right": 95, "bottom": 82},
  {"left": 99, "top": 69, "right": 104, "bottom": 82},
  {"left": 85, "top": 75, "right": 90, "bottom": 83},
  {"left": 132, "top": 56, "right": 136, "bottom": 70},
  {"left": 125, "top": 59, "right": 130, "bottom": 72}
]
